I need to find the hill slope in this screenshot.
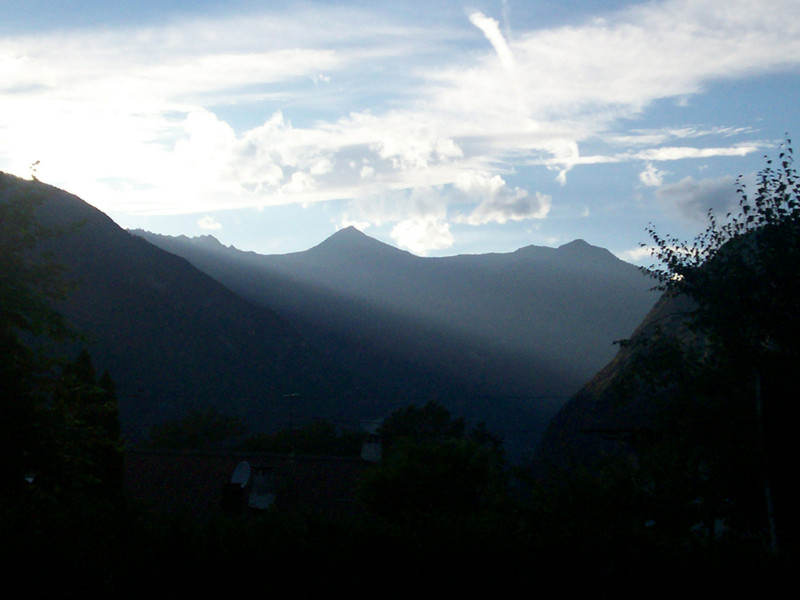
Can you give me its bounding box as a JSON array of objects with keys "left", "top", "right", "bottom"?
[{"left": 1, "top": 173, "right": 342, "bottom": 441}]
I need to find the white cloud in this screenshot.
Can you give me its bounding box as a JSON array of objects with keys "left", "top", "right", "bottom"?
[
  {"left": 527, "top": 144, "right": 762, "bottom": 175},
  {"left": 608, "top": 126, "right": 756, "bottom": 147},
  {"left": 0, "top": 0, "right": 798, "bottom": 252},
  {"left": 391, "top": 217, "right": 454, "bottom": 255},
  {"left": 640, "top": 163, "right": 668, "bottom": 187},
  {"left": 454, "top": 172, "right": 550, "bottom": 225},
  {"left": 340, "top": 184, "right": 446, "bottom": 227},
  {"left": 283, "top": 171, "right": 316, "bottom": 194},
  {"left": 198, "top": 215, "right": 222, "bottom": 230},
  {"left": 619, "top": 245, "right": 656, "bottom": 264},
  {"left": 632, "top": 146, "right": 759, "bottom": 162},
  {"left": 469, "top": 12, "right": 515, "bottom": 71}
]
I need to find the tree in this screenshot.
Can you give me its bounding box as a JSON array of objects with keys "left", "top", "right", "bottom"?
[
  {"left": 0, "top": 173, "right": 71, "bottom": 340},
  {"left": 146, "top": 407, "right": 247, "bottom": 450},
  {"left": 642, "top": 139, "right": 799, "bottom": 555},
  {"left": 377, "top": 401, "right": 466, "bottom": 454},
  {"left": 46, "top": 350, "right": 124, "bottom": 494},
  {"left": 1, "top": 173, "right": 74, "bottom": 490},
  {"left": 358, "top": 402, "right": 507, "bottom": 521},
  {"left": 644, "top": 138, "right": 800, "bottom": 365},
  {"left": 2, "top": 174, "right": 125, "bottom": 496},
  {"left": 237, "top": 419, "right": 363, "bottom": 456}
]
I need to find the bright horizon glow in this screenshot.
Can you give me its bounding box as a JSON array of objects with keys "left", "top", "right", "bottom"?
[{"left": 1, "top": 0, "right": 798, "bottom": 262}]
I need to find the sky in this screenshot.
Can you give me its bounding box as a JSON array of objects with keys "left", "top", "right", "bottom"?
[{"left": 1, "top": 0, "right": 798, "bottom": 263}]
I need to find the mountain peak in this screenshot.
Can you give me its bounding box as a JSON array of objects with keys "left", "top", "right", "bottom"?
[
  {"left": 329, "top": 225, "right": 370, "bottom": 241},
  {"left": 558, "top": 239, "right": 591, "bottom": 250},
  {"left": 308, "top": 226, "right": 410, "bottom": 261},
  {"left": 557, "top": 238, "right": 618, "bottom": 262}
]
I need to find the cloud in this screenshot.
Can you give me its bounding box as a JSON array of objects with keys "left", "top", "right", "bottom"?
[
  {"left": 469, "top": 12, "right": 515, "bottom": 70},
  {"left": 369, "top": 115, "right": 464, "bottom": 171},
  {"left": 608, "top": 126, "right": 756, "bottom": 147},
  {"left": 656, "top": 175, "right": 739, "bottom": 222},
  {"left": 640, "top": 163, "right": 668, "bottom": 187},
  {"left": 198, "top": 215, "right": 222, "bottom": 230},
  {"left": 391, "top": 217, "right": 454, "bottom": 255},
  {"left": 0, "top": 0, "right": 798, "bottom": 245},
  {"left": 631, "top": 146, "right": 758, "bottom": 161},
  {"left": 454, "top": 173, "right": 550, "bottom": 225},
  {"left": 527, "top": 143, "right": 762, "bottom": 176},
  {"left": 619, "top": 245, "right": 656, "bottom": 264}
]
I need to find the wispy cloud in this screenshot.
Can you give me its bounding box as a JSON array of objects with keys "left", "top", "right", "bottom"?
[
  {"left": 0, "top": 0, "right": 798, "bottom": 253},
  {"left": 469, "top": 12, "right": 515, "bottom": 70}
]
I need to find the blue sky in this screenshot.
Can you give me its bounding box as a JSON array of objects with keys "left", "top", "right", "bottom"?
[{"left": 1, "top": 0, "right": 798, "bottom": 263}]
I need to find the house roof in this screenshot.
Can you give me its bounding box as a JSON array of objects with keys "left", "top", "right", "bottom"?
[{"left": 124, "top": 449, "right": 372, "bottom": 521}]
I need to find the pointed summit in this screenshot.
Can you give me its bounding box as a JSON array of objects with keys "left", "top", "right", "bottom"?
[
  {"left": 326, "top": 225, "right": 372, "bottom": 243},
  {"left": 558, "top": 238, "right": 592, "bottom": 250},
  {"left": 308, "top": 226, "right": 411, "bottom": 261},
  {"left": 556, "top": 238, "right": 618, "bottom": 264}
]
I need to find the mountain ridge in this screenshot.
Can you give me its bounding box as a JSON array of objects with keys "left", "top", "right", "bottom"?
[
  {"left": 133, "top": 226, "right": 659, "bottom": 456},
  {"left": 1, "top": 173, "right": 348, "bottom": 442},
  {"left": 2, "top": 170, "right": 659, "bottom": 458}
]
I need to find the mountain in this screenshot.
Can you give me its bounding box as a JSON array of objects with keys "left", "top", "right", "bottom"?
[
  {"left": 2, "top": 169, "right": 659, "bottom": 458},
  {"left": 132, "top": 227, "right": 659, "bottom": 454},
  {"left": 1, "top": 173, "right": 346, "bottom": 442},
  {"left": 531, "top": 291, "right": 696, "bottom": 471}
]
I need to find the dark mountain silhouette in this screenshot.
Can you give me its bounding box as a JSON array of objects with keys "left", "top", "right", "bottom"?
[
  {"left": 1, "top": 173, "right": 349, "bottom": 442},
  {"left": 532, "top": 291, "right": 695, "bottom": 471},
  {"left": 133, "top": 226, "right": 659, "bottom": 455}
]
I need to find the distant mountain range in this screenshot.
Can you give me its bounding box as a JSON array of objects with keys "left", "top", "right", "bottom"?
[
  {"left": 2, "top": 172, "right": 658, "bottom": 459},
  {"left": 132, "top": 225, "right": 658, "bottom": 455}
]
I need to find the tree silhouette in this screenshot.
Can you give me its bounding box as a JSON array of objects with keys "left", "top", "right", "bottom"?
[
  {"left": 146, "top": 406, "right": 246, "bottom": 450},
  {"left": 643, "top": 139, "right": 799, "bottom": 555},
  {"left": 1, "top": 174, "right": 122, "bottom": 495},
  {"left": 358, "top": 402, "right": 506, "bottom": 521},
  {"left": 49, "top": 350, "right": 124, "bottom": 494},
  {"left": 1, "top": 174, "right": 74, "bottom": 490}
]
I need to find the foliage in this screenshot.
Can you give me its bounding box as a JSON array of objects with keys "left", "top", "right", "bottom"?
[
  {"left": 237, "top": 418, "right": 363, "bottom": 456},
  {"left": 1, "top": 175, "right": 122, "bottom": 495},
  {"left": 1, "top": 174, "right": 75, "bottom": 489},
  {"left": 146, "top": 407, "right": 247, "bottom": 450},
  {"left": 378, "top": 401, "right": 467, "bottom": 452},
  {"left": 622, "top": 333, "right": 765, "bottom": 540},
  {"left": 644, "top": 138, "right": 800, "bottom": 365},
  {"left": 44, "top": 350, "right": 124, "bottom": 494},
  {"left": 639, "top": 140, "right": 800, "bottom": 555},
  {"left": 358, "top": 402, "right": 507, "bottom": 521},
  {"left": 0, "top": 173, "right": 72, "bottom": 340}
]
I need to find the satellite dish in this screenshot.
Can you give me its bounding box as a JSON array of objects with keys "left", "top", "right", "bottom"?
[
  {"left": 361, "top": 434, "right": 382, "bottom": 463},
  {"left": 231, "top": 461, "right": 251, "bottom": 488}
]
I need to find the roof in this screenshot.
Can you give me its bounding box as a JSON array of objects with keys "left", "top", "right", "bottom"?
[{"left": 124, "top": 449, "right": 372, "bottom": 521}]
